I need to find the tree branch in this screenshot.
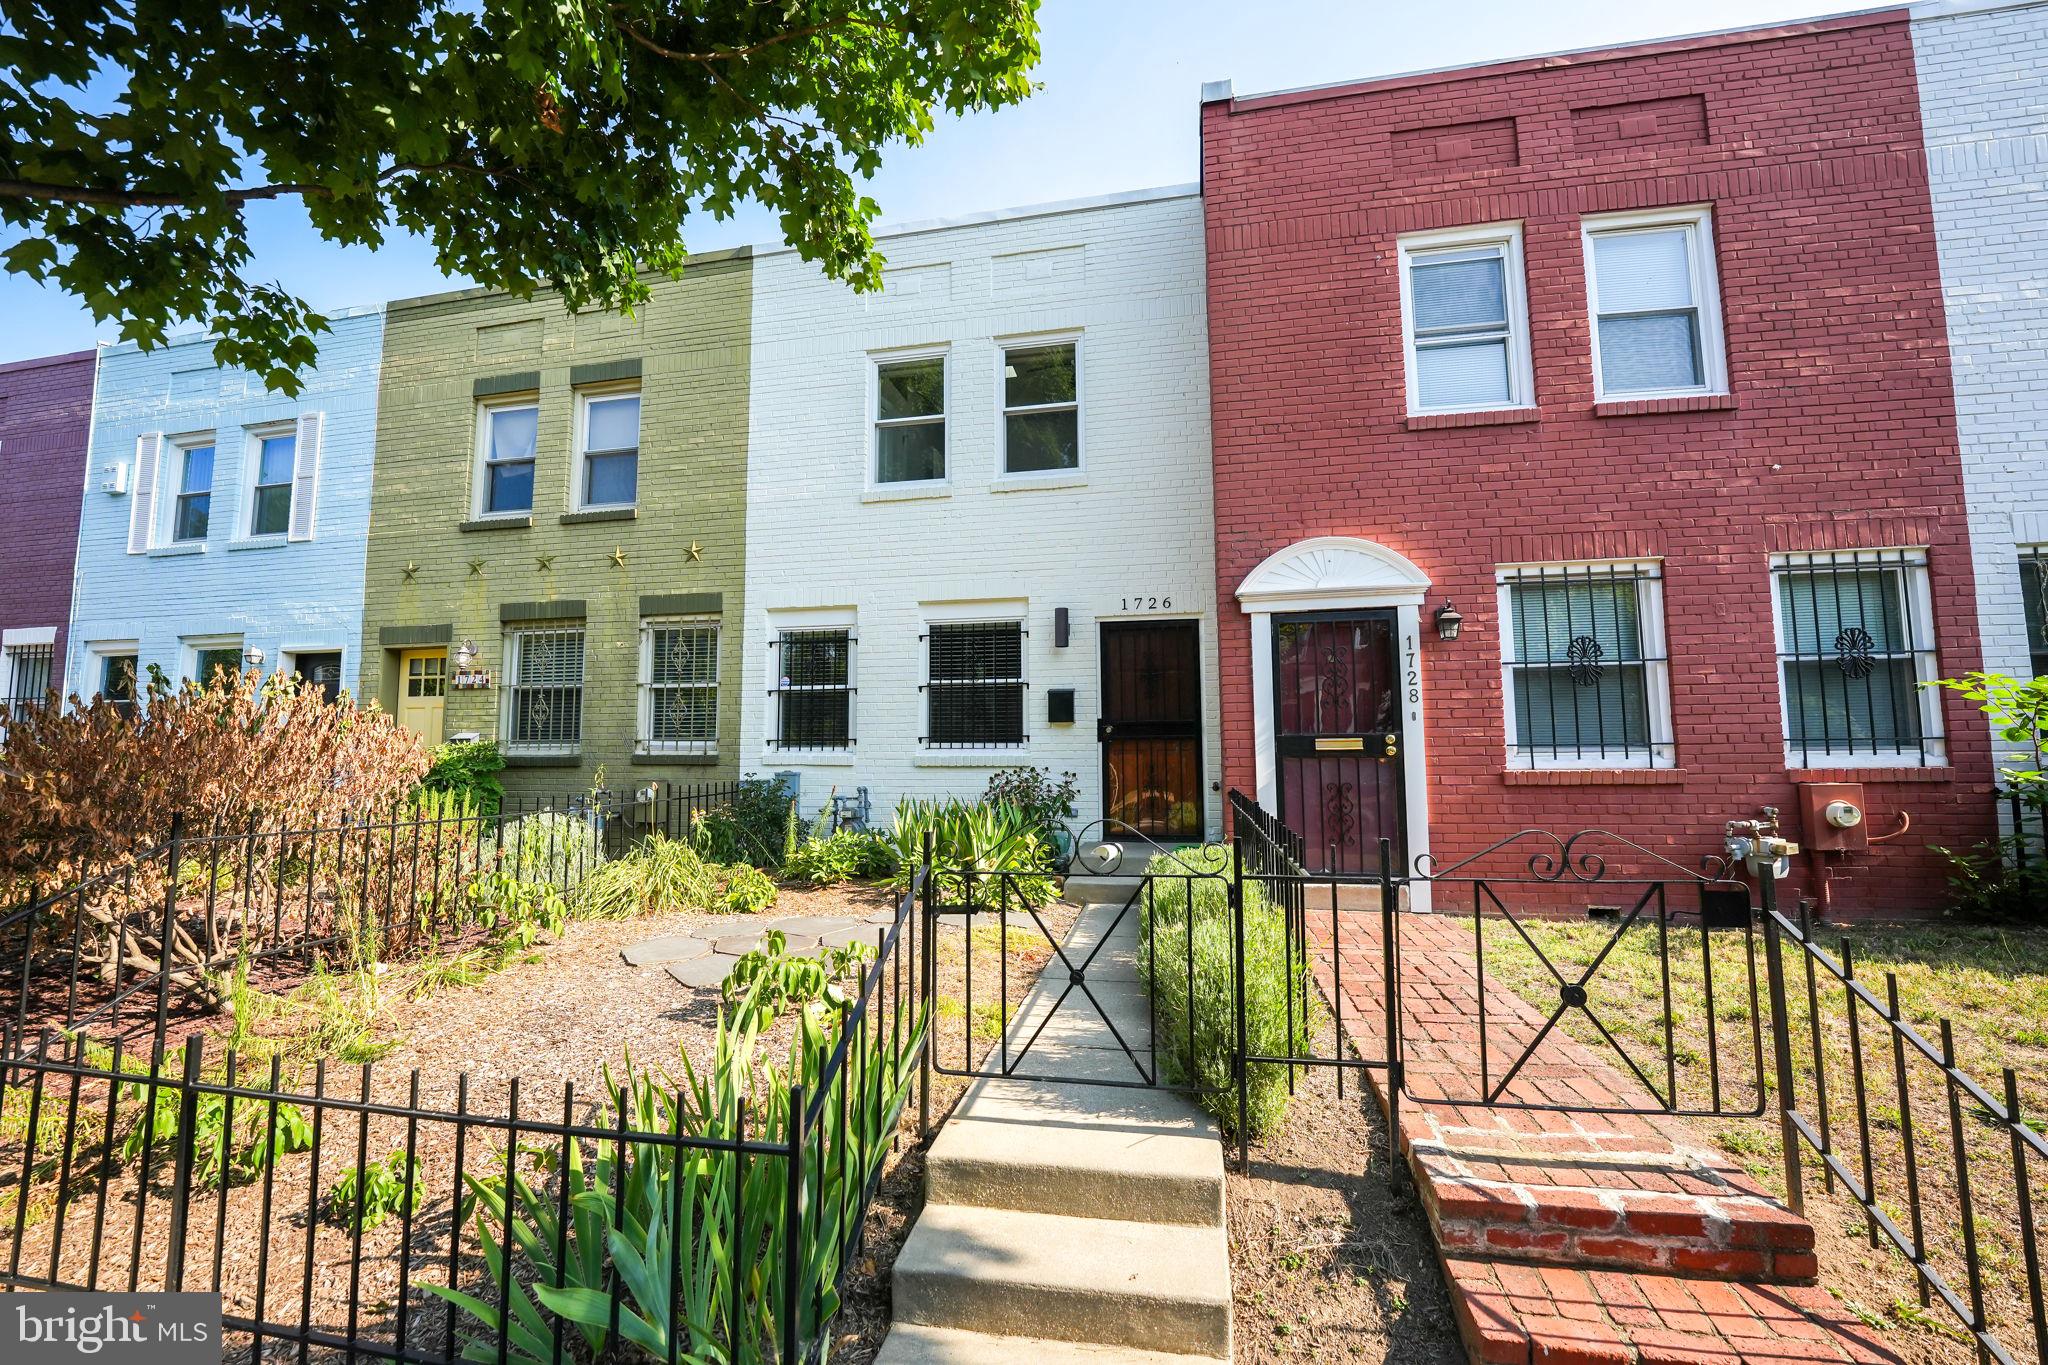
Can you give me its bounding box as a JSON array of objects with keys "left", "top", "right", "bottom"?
[{"left": 0, "top": 160, "right": 518, "bottom": 211}]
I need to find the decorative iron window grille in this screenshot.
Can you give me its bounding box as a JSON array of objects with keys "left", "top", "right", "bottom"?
[
  {"left": 1773, "top": 549, "right": 1943, "bottom": 766},
  {"left": 2021, "top": 547, "right": 2048, "bottom": 680},
  {"left": 4, "top": 643, "right": 54, "bottom": 722},
  {"left": 640, "top": 619, "right": 718, "bottom": 756},
  {"left": 1499, "top": 562, "right": 1673, "bottom": 768},
  {"left": 772, "top": 628, "right": 854, "bottom": 749},
  {"left": 924, "top": 621, "right": 1027, "bottom": 748},
  {"left": 504, "top": 625, "right": 585, "bottom": 754}
]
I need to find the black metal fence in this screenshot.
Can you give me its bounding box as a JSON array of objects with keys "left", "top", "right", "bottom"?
[
  {"left": 0, "top": 868, "right": 929, "bottom": 1365},
  {"left": 0, "top": 781, "right": 747, "bottom": 1050}
]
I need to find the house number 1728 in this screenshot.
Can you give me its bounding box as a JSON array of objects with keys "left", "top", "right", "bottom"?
[{"left": 1121, "top": 596, "right": 1172, "bottom": 611}]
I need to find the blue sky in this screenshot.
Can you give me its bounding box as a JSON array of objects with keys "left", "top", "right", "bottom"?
[{"left": 0, "top": 0, "right": 1845, "bottom": 365}]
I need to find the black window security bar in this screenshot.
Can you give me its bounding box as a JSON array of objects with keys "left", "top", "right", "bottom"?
[
  {"left": 1501, "top": 562, "right": 1672, "bottom": 767},
  {"left": 772, "top": 628, "right": 854, "bottom": 748},
  {"left": 643, "top": 620, "right": 718, "bottom": 755},
  {"left": 2021, "top": 547, "right": 2048, "bottom": 680},
  {"left": 505, "top": 624, "right": 585, "bottom": 752},
  {"left": 923, "top": 621, "right": 1027, "bottom": 748},
  {"left": 4, "top": 642, "right": 54, "bottom": 722},
  {"left": 1774, "top": 549, "right": 1943, "bottom": 767}
]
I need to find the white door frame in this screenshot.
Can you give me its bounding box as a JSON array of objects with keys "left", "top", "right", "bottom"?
[{"left": 1236, "top": 536, "right": 1434, "bottom": 912}]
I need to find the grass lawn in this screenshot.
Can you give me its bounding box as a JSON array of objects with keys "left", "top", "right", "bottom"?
[{"left": 1475, "top": 913, "right": 2048, "bottom": 1362}]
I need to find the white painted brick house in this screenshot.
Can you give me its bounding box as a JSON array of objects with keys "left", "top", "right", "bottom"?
[
  {"left": 740, "top": 188, "right": 1221, "bottom": 841},
  {"left": 1913, "top": 0, "right": 2048, "bottom": 708}
]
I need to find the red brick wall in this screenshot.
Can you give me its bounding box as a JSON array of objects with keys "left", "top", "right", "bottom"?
[
  {"left": 0, "top": 349, "right": 96, "bottom": 671},
  {"left": 1202, "top": 12, "right": 1991, "bottom": 914}
]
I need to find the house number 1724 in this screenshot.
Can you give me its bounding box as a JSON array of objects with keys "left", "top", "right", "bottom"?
[{"left": 1121, "top": 596, "right": 1173, "bottom": 611}]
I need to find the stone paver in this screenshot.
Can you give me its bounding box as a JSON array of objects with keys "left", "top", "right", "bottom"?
[
  {"left": 619, "top": 935, "right": 711, "bottom": 966},
  {"left": 767, "top": 914, "right": 857, "bottom": 936},
  {"left": 710, "top": 933, "right": 765, "bottom": 957},
  {"left": 821, "top": 924, "right": 883, "bottom": 950},
  {"left": 665, "top": 957, "right": 730, "bottom": 990}
]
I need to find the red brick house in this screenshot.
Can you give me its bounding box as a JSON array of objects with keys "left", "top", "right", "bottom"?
[{"left": 1201, "top": 11, "right": 1993, "bottom": 914}]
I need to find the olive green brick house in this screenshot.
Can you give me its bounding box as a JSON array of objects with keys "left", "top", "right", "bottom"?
[{"left": 359, "top": 252, "right": 752, "bottom": 795}]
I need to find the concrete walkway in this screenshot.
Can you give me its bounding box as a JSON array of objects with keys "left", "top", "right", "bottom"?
[{"left": 876, "top": 893, "right": 1234, "bottom": 1363}]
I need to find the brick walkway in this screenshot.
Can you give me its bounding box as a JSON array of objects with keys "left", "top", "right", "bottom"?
[{"left": 1308, "top": 911, "right": 1899, "bottom": 1365}]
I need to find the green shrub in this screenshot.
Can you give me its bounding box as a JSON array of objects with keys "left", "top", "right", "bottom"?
[
  {"left": 688, "top": 776, "right": 794, "bottom": 868},
  {"left": 492, "top": 811, "right": 605, "bottom": 893},
  {"left": 1139, "top": 846, "right": 1314, "bottom": 1137},
  {"left": 720, "top": 929, "right": 876, "bottom": 1027},
  {"left": 982, "top": 766, "right": 1079, "bottom": 849},
  {"left": 420, "top": 739, "right": 506, "bottom": 818},
  {"left": 888, "top": 798, "right": 1055, "bottom": 907},
  {"left": 327, "top": 1150, "right": 422, "bottom": 1230},
  {"left": 782, "top": 830, "right": 898, "bottom": 886},
  {"left": 576, "top": 836, "right": 717, "bottom": 918},
  {"left": 1930, "top": 671, "right": 2046, "bottom": 923},
  {"left": 719, "top": 862, "right": 779, "bottom": 914}
]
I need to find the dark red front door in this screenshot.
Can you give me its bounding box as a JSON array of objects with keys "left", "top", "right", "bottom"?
[
  {"left": 1100, "top": 620, "right": 1204, "bottom": 841},
  {"left": 1274, "top": 612, "right": 1406, "bottom": 875}
]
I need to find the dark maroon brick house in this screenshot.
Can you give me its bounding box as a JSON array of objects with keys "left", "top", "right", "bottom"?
[{"left": 0, "top": 349, "right": 97, "bottom": 718}]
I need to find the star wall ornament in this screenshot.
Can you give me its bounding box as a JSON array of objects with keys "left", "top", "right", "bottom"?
[
  {"left": 686, "top": 541, "right": 703, "bottom": 562},
  {"left": 536, "top": 553, "right": 555, "bottom": 572},
  {"left": 468, "top": 557, "right": 485, "bottom": 577},
  {"left": 401, "top": 562, "right": 419, "bottom": 582},
  {"left": 610, "top": 545, "right": 628, "bottom": 568}
]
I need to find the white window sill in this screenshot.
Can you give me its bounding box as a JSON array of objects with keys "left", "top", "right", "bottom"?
[
  {"left": 1505, "top": 752, "right": 1671, "bottom": 771},
  {"left": 862, "top": 481, "right": 951, "bottom": 505},
  {"left": 992, "top": 471, "right": 1087, "bottom": 494},
  {"left": 1593, "top": 386, "right": 1729, "bottom": 404},
  {"left": 763, "top": 748, "right": 857, "bottom": 768},
  {"left": 915, "top": 748, "right": 1031, "bottom": 768},
  {"left": 150, "top": 543, "right": 206, "bottom": 558},
  {"left": 1782, "top": 750, "right": 1947, "bottom": 771},
  {"left": 228, "top": 536, "right": 290, "bottom": 553}
]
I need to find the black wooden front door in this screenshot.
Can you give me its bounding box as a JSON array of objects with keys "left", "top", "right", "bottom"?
[
  {"left": 1099, "top": 621, "right": 1203, "bottom": 840},
  {"left": 1274, "top": 611, "right": 1406, "bottom": 875}
]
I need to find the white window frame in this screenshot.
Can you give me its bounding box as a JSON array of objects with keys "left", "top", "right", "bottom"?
[
  {"left": 1769, "top": 549, "right": 1945, "bottom": 769},
  {"left": 766, "top": 607, "right": 857, "bottom": 759},
  {"left": 181, "top": 633, "right": 245, "bottom": 689},
  {"left": 573, "top": 384, "right": 641, "bottom": 512},
  {"left": 866, "top": 345, "right": 950, "bottom": 497},
  {"left": 1581, "top": 205, "right": 1728, "bottom": 402},
  {"left": 1398, "top": 222, "right": 1536, "bottom": 417},
  {"left": 637, "top": 616, "right": 719, "bottom": 758},
  {"left": 919, "top": 600, "right": 1030, "bottom": 758},
  {"left": 501, "top": 623, "right": 587, "bottom": 757},
  {"left": 1496, "top": 561, "right": 1673, "bottom": 770},
  {"left": 84, "top": 638, "right": 141, "bottom": 712},
  {"left": 1, "top": 626, "right": 59, "bottom": 721},
  {"left": 473, "top": 396, "right": 541, "bottom": 520},
  {"left": 994, "top": 331, "right": 1084, "bottom": 486},
  {"left": 240, "top": 422, "right": 298, "bottom": 542},
  {"left": 164, "top": 434, "right": 219, "bottom": 546}
]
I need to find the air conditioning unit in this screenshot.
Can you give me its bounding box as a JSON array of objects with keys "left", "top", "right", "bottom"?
[{"left": 99, "top": 463, "right": 129, "bottom": 495}]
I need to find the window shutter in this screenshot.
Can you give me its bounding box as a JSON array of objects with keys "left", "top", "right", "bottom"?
[
  {"left": 288, "top": 411, "right": 324, "bottom": 541},
  {"left": 127, "top": 433, "right": 162, "bottom": 554}
]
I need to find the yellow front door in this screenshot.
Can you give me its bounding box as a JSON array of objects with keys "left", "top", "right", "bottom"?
[{"left": 396, "top": 649, "right": 447, "bottom": 745}]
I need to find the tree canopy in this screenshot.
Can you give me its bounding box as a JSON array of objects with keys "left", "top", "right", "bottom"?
[{"left": 0, "top": 1, "right": 1042, "bottom": 391}]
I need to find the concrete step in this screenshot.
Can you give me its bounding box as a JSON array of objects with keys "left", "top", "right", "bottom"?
[
  {"left": 892, "top": 1203, "right": 1232, "bottom": 1358},
  {"left": 927, "top": 1078, "right": 1224, "bottom": 1226},
  {"left": 873, "top": 1324, "right": 1221, "bottom": 1364}
]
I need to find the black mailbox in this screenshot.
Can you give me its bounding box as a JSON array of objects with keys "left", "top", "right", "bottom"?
[{"left": 1047, "top": 688, "right": 1076, "bottom": 724}]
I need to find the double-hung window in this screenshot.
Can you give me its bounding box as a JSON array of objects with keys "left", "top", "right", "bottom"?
[
  {"left": 478, "top": 401, "right": 539, "bottom": 516},
  {"left": 1772, "top": 550, "right": 1944, "bottom": 767},
  {"left": 3, "top": 642, "right": 54, "bottom": 722},
  {"left": 504, "top": 624, "right": 585, "bottom": 755},
  {"left": 1001, "top": 340, "right": 1080, "bottom": 474},
  {"left": 1499, "top": 562, "right": 1673, "bottom": 768},
  {"left": 2021, "top": 547, "right": 2048, "bottom": 679},
  {"left": 249, "top": 431, "right": 296, "bottom": 537},
  {"left": 774, "top": 629, "right": 854, "bottom": 749},
  {"left": 578, "top": 390, "right": 640, "bottom": 509},
  {"left": 873, "top": 353, "right": 946, "bottom": 485},
  {"left": 172, "top": 441, "right": 216, "bottom": 543},
  {"left": 925, "top": 621, "right": 1027, "bottom": 748},
  {"left": 188, "top": 638, "right": 244, "bottom": 689},
  {"left": 1399, "top": 224, "right": 1534, "bottom": 414},
  {"left": 639, "top": 618, "right": 718, "bottom": 757},
  {"left": 98, "top": 651, "right": 139, "bottom": 717},
  {"left": 1583, "top": 207, "right": 1727, "bottom": 399}
]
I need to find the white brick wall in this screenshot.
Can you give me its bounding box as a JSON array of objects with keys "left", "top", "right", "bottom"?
[
  {"left": 1913, "top": 1, "right": 2048, "bottom": 701},
  {"left": 741, "top": 189, "right": 1221, "bottom": 838}
]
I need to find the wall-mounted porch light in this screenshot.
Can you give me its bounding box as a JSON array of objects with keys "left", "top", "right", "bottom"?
[
  {"left": 453, "top": 638, "right": 479, "bottom": 669},
  {"left": 242, "top": 646, "right": 267, "bottom": 668},
  {"left": 1433, "top": 602, "right": 1464, "bottom": 642}
]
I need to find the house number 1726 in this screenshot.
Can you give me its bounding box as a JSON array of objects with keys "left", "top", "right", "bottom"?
[{"left": 1121, "top": 596, "right": 1173, "bottom": 611}]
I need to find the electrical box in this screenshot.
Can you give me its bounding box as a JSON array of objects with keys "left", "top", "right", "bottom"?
[
  {"left": 100, "top": 463, "right": 130, "bottom": 495},
  {"left": 1047, "top": 688, "right": 1076, "bottom": 724},
  {"left": 1796, "top": 781, "right": 1868, "bottom": 854}
]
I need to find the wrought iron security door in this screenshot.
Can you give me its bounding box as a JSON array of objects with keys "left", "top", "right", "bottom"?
[
  {"left": 1099, "top": 620, "right": 1204, "bottom": 840},
  {"left": 1273, "top": 611, "right": 1405, "bottom": 875}
]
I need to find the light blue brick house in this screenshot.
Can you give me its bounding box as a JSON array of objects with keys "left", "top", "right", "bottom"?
[{"left": 65, "top": 309, "right": 385, "bottom": 706}]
